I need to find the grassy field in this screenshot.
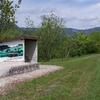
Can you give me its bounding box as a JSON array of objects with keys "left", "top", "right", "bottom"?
[{"left": 1, "top": 54, "right": 100, "bottom": 100}]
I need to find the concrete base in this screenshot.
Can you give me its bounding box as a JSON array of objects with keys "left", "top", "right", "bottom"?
[
  {"left": 0, "top": 62, "right": 39, "bottom": 78},
  {"left": 0, "top": 65, "right": 62, "bottom": 95}
]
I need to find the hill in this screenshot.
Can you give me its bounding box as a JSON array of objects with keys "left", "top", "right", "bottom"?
[
  {"left": 64, "top": 27, "right": 100, "bottom": 36},
  {"left": 20, "top": 27, "right": 100, "bottom": 36}
]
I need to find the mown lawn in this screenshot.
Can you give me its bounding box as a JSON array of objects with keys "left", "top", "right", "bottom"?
[{"left": 1, "top": 54, "right": 100, "bottom": 100}]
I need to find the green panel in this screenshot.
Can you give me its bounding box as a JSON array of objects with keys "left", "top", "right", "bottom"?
[{"left": 0, "top": 44, "right": 23, "bottom": 58}]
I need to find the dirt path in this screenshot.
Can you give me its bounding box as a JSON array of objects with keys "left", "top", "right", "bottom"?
[{"left": 0, "top": 65, "right": 63, "bottom": 95}]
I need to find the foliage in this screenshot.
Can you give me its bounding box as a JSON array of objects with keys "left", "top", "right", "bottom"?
[
  {"left": 24, "top": 16, "right": 35, "bottom": 34},
  {"left": 36, "top": 13, "right": 66, "bottom": 61},
  {"left": 25, "top": 17, "right": 34, "bottom": 28},
  {"left": 32, "top": 13, "right": 100, "bottom": 61},
  {"left": 36, "top": 17, "right": 100, "bottom": 61},
  {"left": 89, "top": 32, "right": 100, "bottom": 52},
  {"left": 0, "top": 0, "right": 21, "bottom": 31},
  {"left": 0, "top": 27, "right": 23, "bottom": 41},
  {"left": 0, "top": 0, "right": 14, "bottom": 31},
  {"left": 0, "top": 0, "right": 22, "bottom": 40},
  {"left": 69, "top": 33, "right": 98, "bottom": 56}
]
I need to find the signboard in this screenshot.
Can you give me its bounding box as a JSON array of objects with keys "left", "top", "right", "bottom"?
[{"left": 0, "top": 40, "right": 24, "bottom": 62}]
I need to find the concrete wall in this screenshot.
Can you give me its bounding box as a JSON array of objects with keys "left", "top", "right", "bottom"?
[
  {"left": 0, "top": 40, "right": 24, "bottom": 62},
  {"left": 25, "top": 40, "right": 37, "bottom": 63},
  {"left": 0, "top": 39, "right": 38, "bottom": 63}
]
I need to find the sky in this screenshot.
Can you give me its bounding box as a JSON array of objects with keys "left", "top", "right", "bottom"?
[{"left": 15, "top": 0, "right": 100, "bottom": 29}]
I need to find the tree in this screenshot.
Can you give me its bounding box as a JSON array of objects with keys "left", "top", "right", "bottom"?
[
  {"left": 0, "top": 0, "right": 22, "bottom": 32},
  {"left": 25, "top": 17, "right": 34, "bottom": 28},
  {"left": 37, "top": 13, "right": 65, "bottom": 61},
  {"left": 0, "top": 0, "right": 22, "bottom": 40},
  {"left": 24, "top": 16, "right": 35, "bottom": 35},
  {"left": 59, "top": 35, "right": 71, "bottom": 59},
  {"left": 69, "top": 33, "right": 97, "bottom": 57},
  {"left": 89, "top": 32, "right": 100, "bottom": 52}
]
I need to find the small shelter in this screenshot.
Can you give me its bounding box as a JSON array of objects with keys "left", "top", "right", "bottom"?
[{"left": 0, "top": 36, "right": 38, "bottom": 63}]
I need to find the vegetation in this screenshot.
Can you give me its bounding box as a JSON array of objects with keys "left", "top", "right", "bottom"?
[
  {"left": 36, "top": 13, "right": 66, "bottom": 60},
  {"left": 0, "top": 0, "right": 21, "bottom": 31},
  {"left": 35, "top": 13, "right": 100, "bottom": 61},
  {"left": 0, "top": 0, "right": 100, "bottom": 61},
  {"left": 0, "top": 0, "right": 22, "bottom": 40},
  {"left": 69, "top": 32, "right": 99, "bottom": 57},
  {"left": 1, "top": 54, "right": 100, "bottom": 100},
  {"left": 0, "top": 3, "right": 100, "bottom": 61}
]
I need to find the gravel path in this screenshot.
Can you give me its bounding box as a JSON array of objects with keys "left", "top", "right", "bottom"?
[{"left": 0, "top": 65, "right": 63, "bottom": 95}]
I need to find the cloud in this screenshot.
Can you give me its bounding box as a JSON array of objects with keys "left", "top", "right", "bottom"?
[{"left": 16, "top": 0, "right": 100, "bottom": 29}]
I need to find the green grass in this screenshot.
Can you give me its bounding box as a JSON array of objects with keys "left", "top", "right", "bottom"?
[{"left": 1, "top": 54, "right": 100, "bottom": 100}]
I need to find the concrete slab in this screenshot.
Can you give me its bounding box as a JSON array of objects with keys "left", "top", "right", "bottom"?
[
  {"left": 0, "top": 62, "right": 36, "bottom": 77},
  {"left": 0, "top": 65, "right": 63, "bottom": 95}
]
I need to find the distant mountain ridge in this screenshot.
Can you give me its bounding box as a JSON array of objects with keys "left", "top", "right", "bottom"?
[
  {"left": 20, "top": 27, "right": 100, "bottom": 35},
  {"left": 64, "top": 27, "right": 100, "bottom": 35}
]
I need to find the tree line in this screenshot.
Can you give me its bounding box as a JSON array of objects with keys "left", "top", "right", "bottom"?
[
  {"left": 0, "top": 0, "right": 100, "bottom": 61},
  {"left": 35, "top": 14, "right": 100, "bottom": 61}
]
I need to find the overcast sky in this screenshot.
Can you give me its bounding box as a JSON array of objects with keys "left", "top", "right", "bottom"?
[{"left": 16, "top": 0, "right": 100, "bottom": 29}]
